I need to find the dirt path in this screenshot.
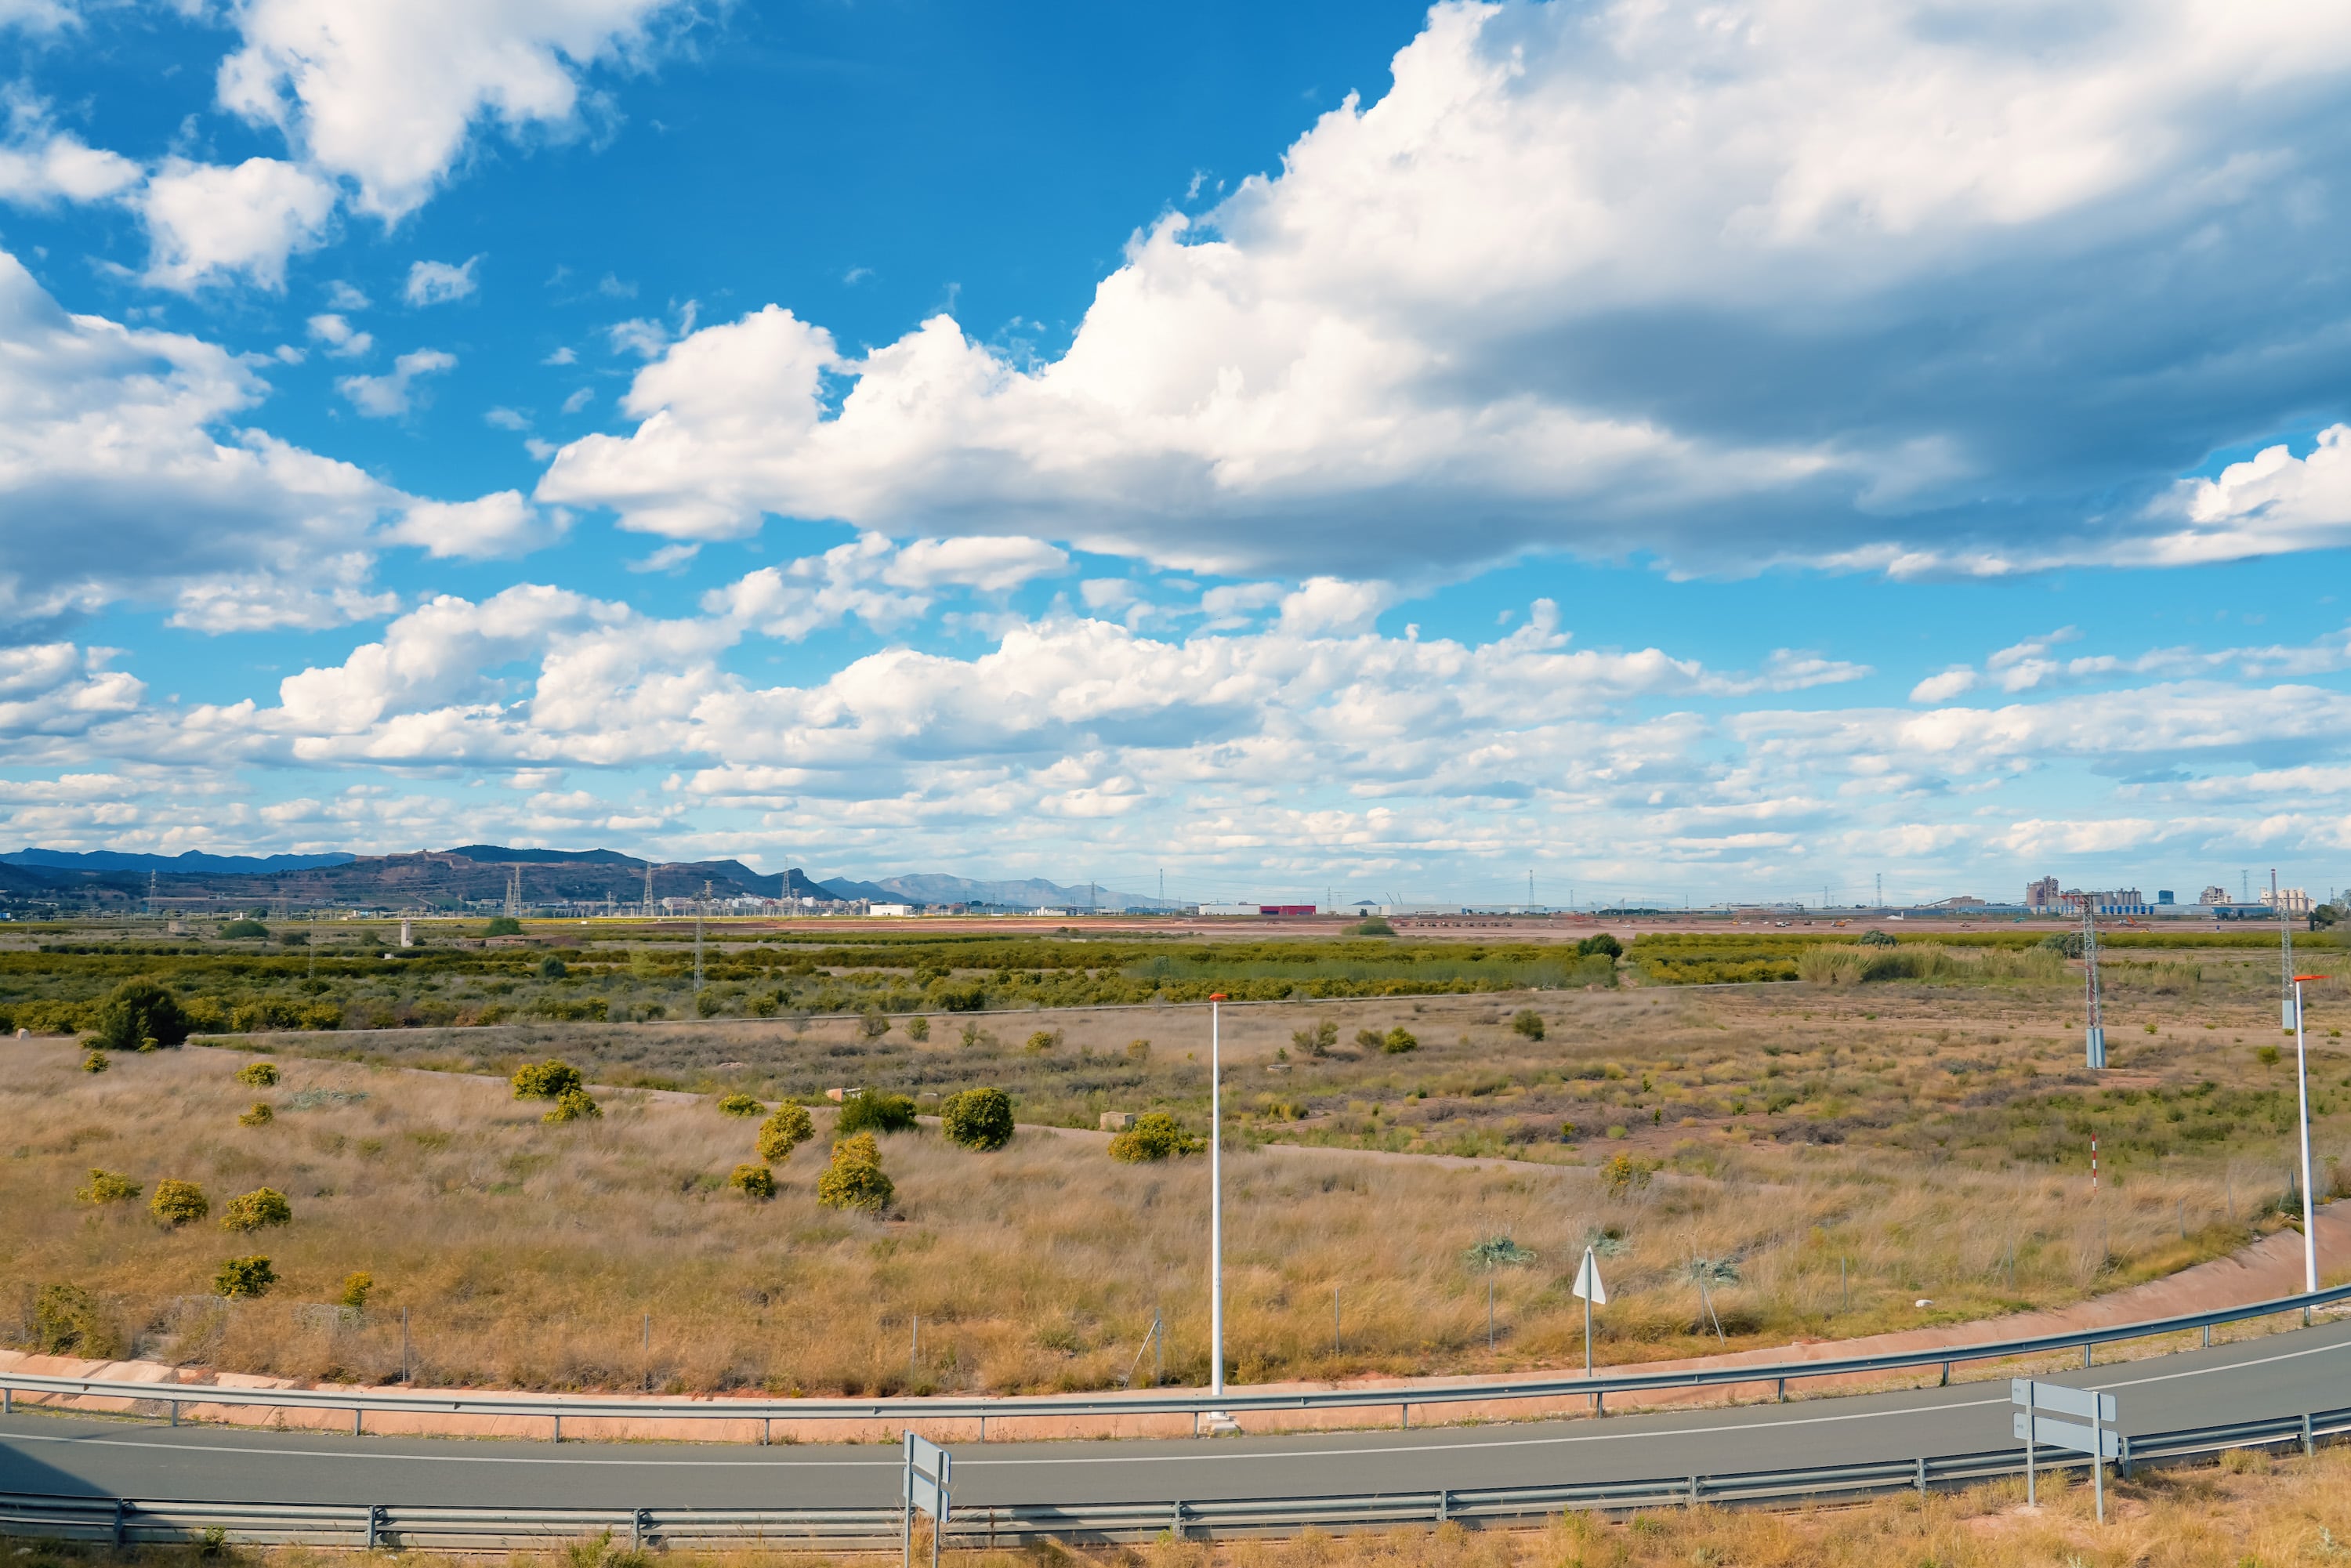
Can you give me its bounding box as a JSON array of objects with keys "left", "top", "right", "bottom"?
[{"left": 7, "top": 1204, "right": 2341, "bottom": 1447}]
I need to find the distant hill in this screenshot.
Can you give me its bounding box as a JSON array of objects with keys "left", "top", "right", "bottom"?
[
  {"left": 5, "top": 848, "right": 357, "bottom": 875},
  {"left": 866, "top": 872, "right": 1173, "bottom": 910}
]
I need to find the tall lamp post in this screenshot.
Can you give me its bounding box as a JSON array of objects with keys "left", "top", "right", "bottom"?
[
  {"left": 1208, "top": 993, "right": 1230, "bottom": 1420},
  {"left": 2295, "top": 974, "right": 2326, "bottom": 1302}
]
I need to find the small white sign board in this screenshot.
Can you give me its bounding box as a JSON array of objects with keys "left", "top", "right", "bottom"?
[
  {"left": 2011, "top": 1379, "right": 2119, "bottom": 1521},
  {"left": 903, "top": 1432, "right": 951, "bottom": 1521},
  {"left": 1571, "top": 1248, "right": 1608, "bottom": 1305}
]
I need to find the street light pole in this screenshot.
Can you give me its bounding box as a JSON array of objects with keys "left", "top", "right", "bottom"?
[
  {"left": 1209, "top": 993, "right": 1226, "bottom": 1404},
  {"left": 2295, "top": 975, "right": 2324, "bottom": 1298}
]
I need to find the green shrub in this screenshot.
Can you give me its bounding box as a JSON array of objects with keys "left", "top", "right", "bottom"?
[
  {"left": 237, "top": 1102, "right": 273, "bottom": 1127},
  {"left": 1510, "top": 1009, "right": 1545, "bottom": 1041},
  {"left": 34, "top": 1283, "right": 122, "bottom": 1357},
  {"left": 339, "top": 1272, "right": 375, "bottom": 1310},
  {"left": 81, "top": 1051, "right": 107, "bottom": 1074},
  {"left": 835, "top": 1091, "right": 917, "bottom": 1137},
  {"left": 1599, "top": 1152, "right": 1654, "bottom": 1199},
  {"left": 75, "top": 1168, "right": 140, "bottom": 1204},
  {"left": 905, "top": 1016, "right": 930, "bottom": 1041},
  {"left": 940, "top": 1087, "right": 1014, "bottom": 1150},
  {"left": 234, "top": 1061, "right": 280, "bottom": 1088},
  {"left": 92, "top": 978, "right": 192, "bottom": 1052},
  {"left": 1024, "top": 1029, "right": 1061, "bottom": 1054},
  {"left": 2039, "top": 930, "right": 2086, "bottom": 958},
  {"left": 213, "top": 1256, "right": 277, "bottom": 1299},
  {"left": 219, "top": 919, "right": 269, "bottom": 940},
  {"left": 1381, "top": 1027, "right": 1418, "bottom": 1054},
  {"left": 730, "top": 1163, "right": 777, "bottom": 1199},
  {"left": 816, "top": 1132, "right": 894, "bottom": 1213},
  {"left": 757, "top": 1103, "right": 815, "bottom": 1161},
  {"left": 484, "top": 917, "right": 523, "bottom": 936},
  {"left": 717, "top": 1092, "right": 764, "bottom": 1117},
  {"left": 538, "top": 956, "right": 568, "bottom": 978},
  {"left": 1292, "top": 1019, "right": 1337, "bottom": 1056},
  {"left": 150, "top": 1179, "right": 208, "bottom": 1226},
  {"left": 1576, "top": 932, "right": 1623, "bottom": 959},
  {"left": 220, "top": 1187, "right": 292, "bottom": 1231},
  {"left": 1107, "top": 1112, "right": 1202, "bottom": 1163},
  {"left": 1349, "top": 918, "right": 1396, "bottom": 936},
  {"left": 511, "top": 1059, "right": 585, "bottom": 1099},
  {"left": 544, "top": 1088, "right": 602, "bottom": 1123},
  {"left": 857, "top": 1009, "right": 890, "bottom": 1040},
  {"left": 1858, "top": 928, "right": 1900, "bottom": 948}
]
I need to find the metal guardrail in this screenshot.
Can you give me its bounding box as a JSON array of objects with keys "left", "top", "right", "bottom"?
[
  {"left": 0, "top": 1402, "right": 2343, "bottom": 1548},
  {"left": 4, "top": 1283, "right": 2347, "bottom": 1435}
]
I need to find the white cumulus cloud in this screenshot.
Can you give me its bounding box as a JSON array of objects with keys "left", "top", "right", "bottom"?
[
  {"left": 337, "top": 347, "right": 457, "bottom": 418},
  {"left": 140, "top": 156, "right": 336, "bottom": 292},
  {"left": 404, "top": 255, "right": 482, "bottom": 306}
]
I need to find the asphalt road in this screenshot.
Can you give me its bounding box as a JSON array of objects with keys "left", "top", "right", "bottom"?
[{"left": 2, "top": 1320, "right": 2347, "bottom": 1512}]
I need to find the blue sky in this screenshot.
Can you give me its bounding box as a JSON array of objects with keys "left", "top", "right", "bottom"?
[{"left": 5, "top": 0, "right": 2351, "bottom": 909}]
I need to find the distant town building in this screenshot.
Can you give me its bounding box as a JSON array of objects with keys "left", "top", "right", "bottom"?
[
  {"left": 868, "top": 904, "right": 914, "bottom": 917},
  {"left": 1930, "top": 895, "right": 1987, "bottom": 909},
  {"left": 2260, "top": 887, "right": 2317, "bottom": 916},
  {"left": 2200, "top": 885, "right": 2230, "bottom": 906},
  {"left": 2027, "top": 876, "right": 2059, "bottom": 911},
  {"left": 2156, "top": 890, "right": 2175, "bottom": 905}
]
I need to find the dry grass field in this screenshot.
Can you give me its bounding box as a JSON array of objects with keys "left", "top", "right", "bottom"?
[
  {"left": 2, "top": 1443, "right": 2346, "bottom": 1567},
  {"left": 5, "top": 948, "right": 2348, "bottom": 1395}
]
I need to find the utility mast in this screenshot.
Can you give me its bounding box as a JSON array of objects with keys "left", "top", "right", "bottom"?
[
  {"left": 643, "top": 861, "right": 654, "bottom": 918},
  {"left": 147, "top": 870, "right": 157, "bottom": 918},
  {"left": 694, "top": 880, "right": 710, "bottom": 994},
  {"left": 504, "top": 865, "right": 522, "bottom": 918},
  {"left": 2083, "top": 901, "right": 2105, "bottom": 1070}
]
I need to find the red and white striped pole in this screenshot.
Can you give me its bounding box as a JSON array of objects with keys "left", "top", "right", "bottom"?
[{"left": 2091, "top": 1134, "right": 2099, "bottom": 1193}]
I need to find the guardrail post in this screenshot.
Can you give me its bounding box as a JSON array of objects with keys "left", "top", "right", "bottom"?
[
  {"left": 1436, "top": 1489, "right": 1450, "bottom": 1523},
  {"left": 1170, "top": 1500, "right": 1184, "bottom": 1541},
  {"left": 632, "top": 1508, "right": 649, "bottom": 1549},
  {"left": 1774, "top": 1378, "right": 1784, "bottom": 1403},
  {"left": 552, "top": 1414, "right": 561, "bottom": 1443},
  {"left": 1914, "top": 1456, "right": 1926, "bottom": 1495},
  {"left": 112, "top": 1499, "right": 125, "bottom": 1548},
  {"left": 168, "top": 1400, "right": 178, "bottom": 1427},
  {"left": 2305, "top": 1413, "right": 2316, "bottom": 1458},
  {"left": 2119, "top": 1434, "right": 2132, "bottom": 1479},
  {"left": 353, "top": 1407, "right": 362, "bottom": 1436},
  {"left": 1938, "top": 1362, "right": 1950, "bottom": 1387},
  {"left": 1400, "top": 1403, "right": 1410, "bottom": 1429},
  {"left": 1686, "top": 1476, "right": 1698, "bottom": 1508},
  {"left": 2204, "top": 1324, "right": 2212, "bottom": 1348},
  {"left": 4, "top": 1386, "right": 11, "bottom": 1415},
  {"left": 2083, "top": 1343, "right": 2092, "bottom": 1370},
  {"left": 365, "top": 1505, "right": 383, "bottom": 1550}
]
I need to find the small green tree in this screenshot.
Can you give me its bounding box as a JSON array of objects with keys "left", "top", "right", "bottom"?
[
  {"left": 940, "top": 1087, "right": 1015, "bottom": 1151},
  {"left": 1292, "top": 1019, "right": 1338, "bottom": 1056},
  {"left": 544, "top": 1088, "right": 602, "bottom": 1123},
  {"left": 76, "top": 1168, "right": 140, "bottom": 1204},
  {"left": 905, "top": 1016, "right": 931, "bottom": 1041},
  {"left": 1858, "top": 928, "right": 1900, "bottom": 948},
  {"left": 339, "top": 1272, "right": 375, "bottom": 1310},
  {"left": 511, "top": 1059, "right": 585, "bottom": 1099},
  {"left": 757, "top": 1103, "right": 815, "bottom": 1162},
  {"left": 484, "top": 916, "right": 523, "bottom": 936},
  {"left": 538, "top": 956, "right": 568, "bottom": 978},
  {"left": 717, "top": 1092, "right": 764, "bottom": 1117},
  {"left": 150, "top": 1179, "right": 208, "bottom": 1226},
  {"left": 835, "top": 1091, "right": 917, "bottom": 1136},
  {"left": 1511, "top": 1009, "right": 1545, "bottom": 1041},
  {"left": 1107, "top": 1113, "right": 1202, "bottom": 1163},
  {"left": 34, "top": 1284, "right": 122, "bottom": 1357},
  {"left": 730, "top": 1163, "right": 777, "bottom": 1199},
  {"left": 857, "top": 1009, "right": 891, "bottom": 1040},
  {"left": 816, "top": 1132, "right": 894, "bottom": 1213},
  {"left": 234, "top": 1061, "right": 280, "bottom": 1087},
  {"left": 92, "top": 978, "right": 192, "bottom": 1052},
  {"left": 219, "top": 919, "right": 269, "bottom": 940},
  {"left": 213, "top": 1256, "right": 277, "bottom": 1298},
  {"left": 220, "top": 1187, "right": 292, "bottom": 1231},
  {"left": 1576, "top": 932, "right": 1623, "bottom": 960},
  {"left": 1381, "top": 1027, "right": 1418, "bottom": 1054},
  {"left": 237, "top": 1102, "right": 273, "bottom": 1127}
]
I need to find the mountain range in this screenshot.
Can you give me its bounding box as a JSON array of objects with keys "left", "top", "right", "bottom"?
[{"left": 0, "top": 847, "right": 1172, "bottom": 911}]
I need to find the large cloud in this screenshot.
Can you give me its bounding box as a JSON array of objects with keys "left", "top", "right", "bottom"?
[
  {"left": 542, "top": 0, "right": 2351, "bottom": 578},
  {"left": 0, "top": 248, "right": 560, "bottom": 630},
  {"left": 216, "top": 0, "right": 695, "bottom": 220}
]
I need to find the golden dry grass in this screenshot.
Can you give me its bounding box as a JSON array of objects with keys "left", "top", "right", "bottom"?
[{"left": 2, "top": 988, "right": 2340, "bottom": 1396}]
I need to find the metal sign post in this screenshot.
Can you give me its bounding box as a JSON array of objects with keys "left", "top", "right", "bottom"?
[
  {"left": 901, "top": 1432, "right": 951, "bottom": 1568},
  {"left": 1571, "top": 1247, "right": 1607, "bottom": 1380},
  {"left": 2012, "top": 1380, "right": 2117, "bottom": 1522},
  {"left": 2295, "top": 975, "right": 2326, "bottom": 1303}
]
